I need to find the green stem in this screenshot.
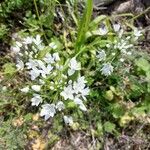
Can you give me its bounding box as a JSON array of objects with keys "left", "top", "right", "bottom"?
[
  {"left": 33, "top": 0, "right": 49, "bottom": 43},
  {"left": 33, "top": 0, "right": 40, "bottom": 19},
  {"left": 62, "top": 46, "right": 86, "bottom": 73}
]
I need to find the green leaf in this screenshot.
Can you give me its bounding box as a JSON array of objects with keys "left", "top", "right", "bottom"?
[
  {"left": 135, "top": 58, "right": 150, "bottom": 72},
  {"left": 111, "top": 104, "right": 125, "bottom": 118},
  {"left": 104, "top": 90, "right": 114, "bottom": 101},
  {"left": 75, "top": 0, "right": 93, "bottom": 51},
  {"left": 89, "top": 15, "right": 106, "bottom": 30},
  {"left": 104, "top": 121, "right": 116, "bottom": 133},
  {"left": 147, "top": 83, "right": 150, "bottom": 93},
  {"left": 37, "top": 47, "right": 50, "bottom": 59},
  {"left": 96, "top": 122, "right": 103, "bottom": 136},
  {"left": 146, "top": 71, "right": 150, "bottom": 80},
  {"left": 131, "top": 107, "right": 146, "bottom": 116},
  {"left": 67, "top": 101, "right": 76, "bottom": 108},
  {"left": 3, "top": 63, "right": 16, "bottom": 75},
  {"left": 130, "top": 84, "right": 144, "bottom": 98},
  {"left": 24, "top": 113, "right": 32, "bottom": 122}
]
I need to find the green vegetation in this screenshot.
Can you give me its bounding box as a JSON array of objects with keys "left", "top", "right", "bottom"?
[{"left": 0, "top": 0, "right": 149, "bottom": 149}]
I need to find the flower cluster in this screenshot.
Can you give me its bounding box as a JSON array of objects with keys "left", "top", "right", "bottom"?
[
  {"left": 96, "top": 49, "right": 114, "bottom": 76},
  {"left": 11, "top": 34, "right": 44, "bottom": 55},
  {"left": 68, "top": 57, "right": 81, "bottom": 76},
  {"left": 96, "top": 50, "right": 106, "bottom": 61},
  {"left": 114, "top": 38, "right": 133, "bottom": 55},
  {"left": 61, "top": 76, "right": 90, "bottom": 111},
  {"left": 40, "top": 101, "right": 65, "bottom": 121},
  {"left": 12, "top": 34, "right": 90, "bottom": 124},
  {"left": 96, "top": 27, "right": 143, "bottom": 77},
  {"left": 101, "top": 63, "right": 114, "bottom": 76},
  {"left": 26, "top": 52, "right": 60, "bottom": 80},
  {"left": 12, "top": 25, "right": 142, "bottom": 125},
  {"left": 98, "top": 23, "right": 121, "bottom": 36}
]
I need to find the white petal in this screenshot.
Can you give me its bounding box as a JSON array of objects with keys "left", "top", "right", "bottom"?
[
  {"left": 53, "top": 52, "right": 60, "bottom": 61},
  {"left": 113, "top": 23, "right": 121, "bottom": 32},
  {"left": 79, "top": 103, "right": 87, "bottom": 111},
  {"left": 68, "top": 69, "right": 75, "bottom": 76},
  {"left": 63, "top": 116, "right": 73, "bottom": 125},
  {"left": 16, "top": 60, "right": 24, "bottom": 70},
  {"left": 20, "top": 86, "right": 29, "bottom": 93},
  {"left": 31, "top": 85, "right": 41, "bottom": 92}
]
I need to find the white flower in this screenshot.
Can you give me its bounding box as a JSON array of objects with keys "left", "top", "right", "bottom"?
[
  {"left": 49, "top": 42, "right": 57, "bottom": 49},
  {"left": 112, "top": 53, "right": 116, "bottom": 56},
  {"left": 2, "top": 86, "right": 7, "bottom": 91},
  {"left": 99, "top": 26, "right": 108, "bottom": 35},
  {"left": 120, "top": 58, "right": 124, "bottom": 62},
  {"left": 56, "top": 101, "right": 65, "bottom": 111},
  {"left": 53, "top": 52, "right": 60, "bottom": 61},
  {"left": 60, "top": 84, "right": 74, "bottom": 100},
  {"left": 73, "top": 77, "right": 90, "bottom": 100},
  {"left": 26, "top": 59, "right": 38, "bottom": 69},
  {"left": 69, "top": 57, "right": 81, "bottom": 70},
  {"left": 63, "top": 116, "right": 73, "bottom": 125},
  {"left": 16, "top": 60, "right": 24, "bottom": 70},
  {"left": 39, "top": 79, "right": 45, "bottom": 85},
  {"left": 68, "top": 69, "right": 75, "bottom": 76},
  {"left": 114, "top": 39, "right": 133, "bottom": 54},
  {"left": 74, "top": 97, "right": 83, "bottom": 105},
  {"left": 80, "top": 87, "right": 90, "bottom": 100},
  {"left": 25, "top": 51, "right": 29, "bottom": 55},
  {"left": 12, "top": 33, "right": 18, "bottom": 39},
  {"left": 31, "top": 85, "right": 41, "bottom": 92},
  {"left": 11, "top": 46, "right": 20, "bottom": 53},
  {"left": 40, "top": 104, "right": 56, "bottom": 120},
  {"left": 106, "top": 44, "right": 111, "bottom": 48},
  {"left": 68, "top": 57, "right": 81, "bottom": 76},
  {"left": 52, "top": 72, "right": 57, "bottom": 76},
  {"left": 74, "top": 97, "right": 87, "bottom": 111},
  {"left": 23, "top": 36, "right": 33, "bottom": 45},
  {"left": 29, "top": 67, "right": 41, "bottom": 80},
  {"left": 33, "top": 35, "right": 42, "bottom": 46},
  {"left": 113, "top": 23, "right": 121, "bottom": 32},
  {"left": 73, "top": 76, "right": 86, "bottom": 93},
  {"left": 101, "top": 63, "right": 114, "bottom": 76},
  {"left": 96, "top": 50, "right": 106, "bottom": 61},
  {"left": 119, "top": 29, "right": 124, "bottom": 38},
  {"left": 134, "top": 28, "right": 142, "bottom": 38},
  {"left": 50, "top": 86, "right": 54, "bottom": 90},
  {"left": 20, "top": 86, "right": 29, "bottom": 93},
  {"left": 11, "top": 41, "right": 22, "bottom": 53},
  {"left": 77, "top": 76, "right": 86, "bottom": 84},
  {"left": 61, "top": 76, "right": 89, "bottom": 101},
  {"left": 61, "top": 76, "right": 90, "bottom": 111},
  {"left": 40, "top": 64, "right": 53, "bottom": 78},
  {"left": 126, "top": 36, "right": 131, "bottom": 40},
  {"left": 127, "top": 51, "right": 132, "bottom": 55},
  {"left": 43, "top": 53, "right": 55, "bottom": 64},
  {"left": 37, "top": 60, "right": 45, "bottom": 68},
  {"left": 38, "top": 44, "right": 45, "bottom": 51},
  {"left": 79, "top": 103, "right": 87, "bottom": 111},
  {"left": 26, "top": 59, "right": 52, "bottom": 80},
  {"left": 31, "top": 94, "right": 42, "bottom": 106}
]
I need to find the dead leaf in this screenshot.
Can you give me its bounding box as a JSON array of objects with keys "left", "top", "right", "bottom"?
[
  {"left": 12, "top": 116, "right": 24, "bottom": 127},
  {"left": 32, "top": 113, "right": 40, "bottom": 121},
  {"left": 32, "top": 138, "right": 46, "bottom": 150}
]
